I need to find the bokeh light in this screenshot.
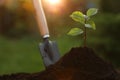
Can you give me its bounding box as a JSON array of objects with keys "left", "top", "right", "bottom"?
[
  {"left": 43, "top": 0, "right": 66, "bottom": 14},
  {"left": 44, "top": 0, "right": 61, "bottom": 5}
]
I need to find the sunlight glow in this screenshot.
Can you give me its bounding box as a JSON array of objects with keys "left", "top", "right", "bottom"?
[
  {"left": 43, "top": 0, "right": 65, "bottom": 14},
  {"left": 45, "top": 0, "right": 61, "bottom": 5}
]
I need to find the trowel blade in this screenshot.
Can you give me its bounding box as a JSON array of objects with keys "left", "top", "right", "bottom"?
[{"left": 39, "top": 41, "right": 60, "bottom": 67}]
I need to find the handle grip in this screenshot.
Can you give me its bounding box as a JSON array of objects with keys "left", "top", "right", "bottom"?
[{"left": 33, "top": 0, "right": 49, "bottom": 38}]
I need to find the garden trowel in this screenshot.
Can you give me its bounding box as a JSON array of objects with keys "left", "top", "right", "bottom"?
[{"left": 33, "top": 0, "right": 60, "bottom": 68}]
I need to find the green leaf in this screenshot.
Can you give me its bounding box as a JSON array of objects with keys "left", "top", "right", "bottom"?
[
  {"left": 67, "top": 28, "right": 84, "bottom": 36},
  {"left": 70, "top": 11, "right": 85, "bottom": 24},
  {"left": 87, "top": 8, "right": 98, "bottom": 17},
  {"left": 85, "top": 20, "right": 96, "bottom": 30}
]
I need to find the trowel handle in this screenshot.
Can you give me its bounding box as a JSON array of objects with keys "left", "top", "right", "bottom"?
[{"left": 33, "top": 0, "right": 50, "bottom": 38}]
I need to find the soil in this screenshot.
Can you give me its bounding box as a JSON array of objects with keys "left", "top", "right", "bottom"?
[{"left": 0, "top": 47, "right": 120, "bottom": 80}]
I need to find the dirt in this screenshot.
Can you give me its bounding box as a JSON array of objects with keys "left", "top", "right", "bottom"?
[{"left": 0, "top": 47, "right": 120, "bottom": 80}]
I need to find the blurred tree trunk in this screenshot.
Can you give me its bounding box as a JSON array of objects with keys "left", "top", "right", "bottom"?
[
  {"left": 101, "top": 0, "right": 120, "bottom": 13},
  {"left": 0, "top": 6, "right": 15, "bottom": 36},
  {"left": 0, "top": 0, "right": 38, "bottom": 37}
]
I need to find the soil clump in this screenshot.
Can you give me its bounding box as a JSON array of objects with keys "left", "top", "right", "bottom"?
[{"left": 0, "top": 47, "right": 119, "bottom": 80}]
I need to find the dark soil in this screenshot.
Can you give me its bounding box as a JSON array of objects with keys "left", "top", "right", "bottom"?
[{"left": 0, "top": 47, "right": 120, "bottom": 80}]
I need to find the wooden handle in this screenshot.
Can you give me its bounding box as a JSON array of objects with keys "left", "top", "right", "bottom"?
[{"left": 33, "top": 0, "right": 49, "bottom": 38}]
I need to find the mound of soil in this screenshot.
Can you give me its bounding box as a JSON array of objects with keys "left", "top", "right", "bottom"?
[{"left": 0, "top": 47, "right": 119, "bottom": 80}]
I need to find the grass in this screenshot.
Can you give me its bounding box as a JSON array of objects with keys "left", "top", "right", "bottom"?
[
  {"left": 0, "top": 36, "right": 44, "bottom": 75},
  {"left": 0, "top": 35, "right": 81, "bottom": 75}
]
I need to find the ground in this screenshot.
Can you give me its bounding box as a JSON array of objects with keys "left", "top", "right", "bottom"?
[{"left": 0, "top": 47, "right": 119, "bottom": 80}]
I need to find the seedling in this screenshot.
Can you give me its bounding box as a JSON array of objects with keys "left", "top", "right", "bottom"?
[{"left": 68, "top": 8, "right": 98, "bottom": 47}]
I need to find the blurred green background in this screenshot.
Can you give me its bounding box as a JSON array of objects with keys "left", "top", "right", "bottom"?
[{"left": 0, "top": 0, "right": 120, "bottom": 75}]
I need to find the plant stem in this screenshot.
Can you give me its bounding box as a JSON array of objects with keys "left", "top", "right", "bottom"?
[
  {"left": 84, "top": 19, "right": 87, "bottom": 47},
  {"left": 84, "top": 27, "right": 87, "bottom": 47}
]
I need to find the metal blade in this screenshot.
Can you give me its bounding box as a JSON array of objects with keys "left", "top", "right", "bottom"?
[{"left": 39, "top": 40, "right": 60, "bottom": 67}]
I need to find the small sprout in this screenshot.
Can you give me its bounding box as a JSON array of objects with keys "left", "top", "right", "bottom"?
[
  {"left": 85, "top": 20, "right": 96, "bottom": 30},
  {"left": 70, "top": 11, "right": 85, "bottom": 24},
  {"left": 68, "top": 8, "right": 98, "bottom": 47},
  {"left": 83, "top": 15, "right": 89, "bottom": 20},
  {"left": 67, "top": 28, "right": 84, "bottom": 36},
  {"left": 87, "top": 8, "right": 98, "bottom": 17}
]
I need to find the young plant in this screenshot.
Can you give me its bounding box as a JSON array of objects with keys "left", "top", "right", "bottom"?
[{"left": 67, "top": 8, "right": 98, "bottom": 47}]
